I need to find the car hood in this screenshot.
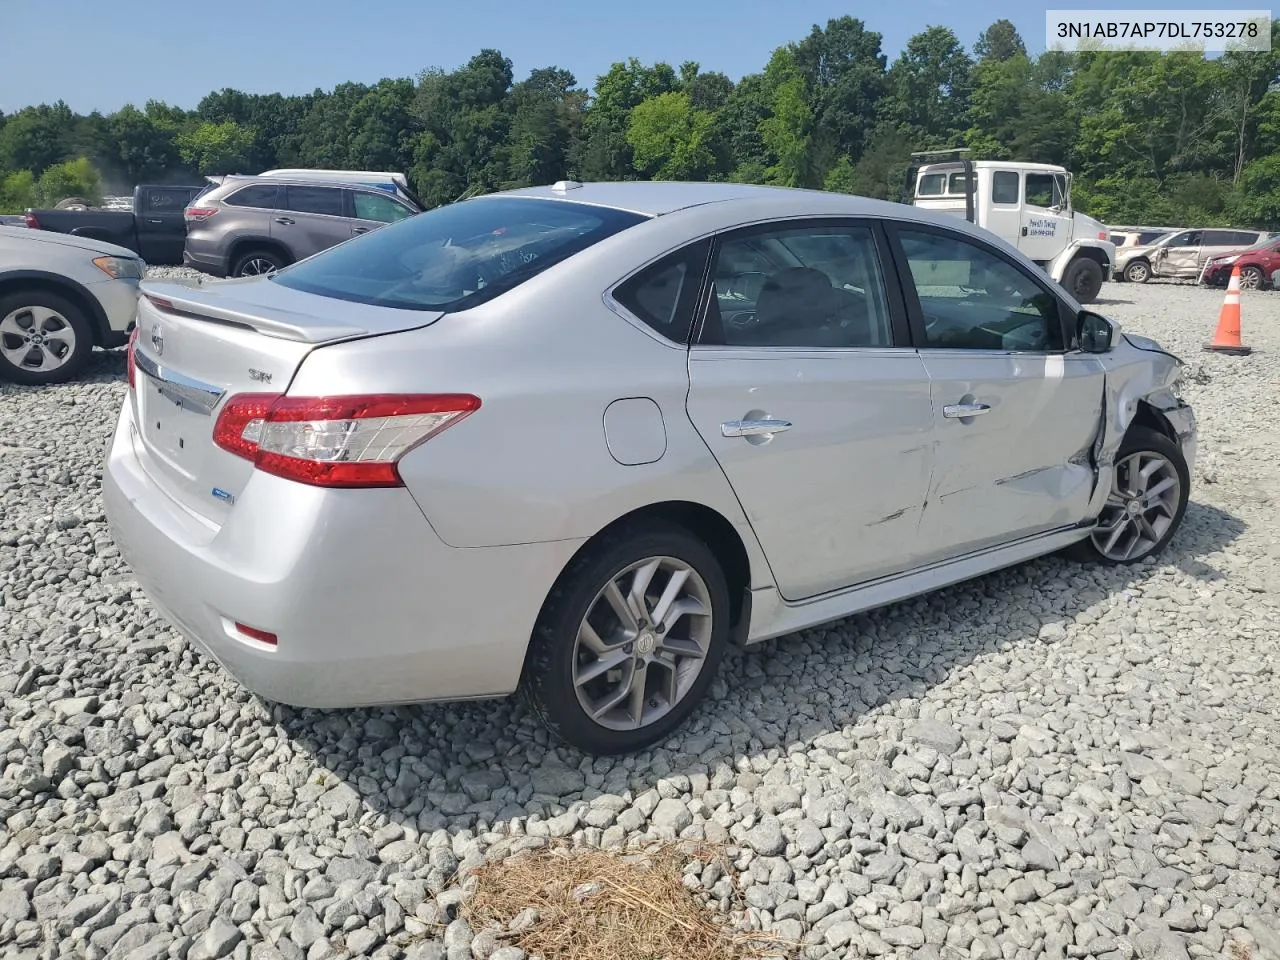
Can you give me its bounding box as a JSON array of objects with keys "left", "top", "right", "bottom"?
[{"left": 0, "top": 225, "right": 140, "bottom": 260}]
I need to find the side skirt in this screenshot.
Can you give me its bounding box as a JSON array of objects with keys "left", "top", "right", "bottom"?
[{"left": 744, "top": 525, "right": 1091, "bottom": 644}]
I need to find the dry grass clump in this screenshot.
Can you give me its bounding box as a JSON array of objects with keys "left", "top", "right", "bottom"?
[{"left": 462, "top": 841, "right": 793, "bottom": 960}]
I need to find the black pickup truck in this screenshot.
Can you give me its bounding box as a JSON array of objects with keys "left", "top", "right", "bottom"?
[{"left": 24, "top": 183, "right": 207, "bottom": 265}]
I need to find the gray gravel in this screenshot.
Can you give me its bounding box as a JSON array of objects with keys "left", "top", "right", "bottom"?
[{"left": 2, "top": 276, "right": 1279, "bottom": 960}]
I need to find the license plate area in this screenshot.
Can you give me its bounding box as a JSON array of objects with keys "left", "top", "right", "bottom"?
[{"left": 139, "top": 376, "right": 213, "bottom": 480}]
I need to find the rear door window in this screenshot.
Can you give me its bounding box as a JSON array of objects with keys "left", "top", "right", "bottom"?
[
  {"left": 285, "top": 186, "right": 345, "bottom": 218},
  {"left": 271, "top": 196, "right": 648, "bottom": 312},
  {"left": 224, "top": 185, "right": 280, "bottom": 209}
]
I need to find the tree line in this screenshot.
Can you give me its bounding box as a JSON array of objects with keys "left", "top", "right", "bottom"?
[{"left": 3, "top": 17, "right": 1280, "bottom": 227}]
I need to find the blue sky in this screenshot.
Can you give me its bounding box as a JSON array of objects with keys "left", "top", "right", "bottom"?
[{"left": 0, "top": 0, "right": 1248, "bottom": 114}]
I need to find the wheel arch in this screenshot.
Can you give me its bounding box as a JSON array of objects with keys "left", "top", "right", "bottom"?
[
  {"left": 0, "top": 270, "right": 115, "bottom": 347},
  {"left": 525, "top": 499, "right": 756, "bottom": 673}
]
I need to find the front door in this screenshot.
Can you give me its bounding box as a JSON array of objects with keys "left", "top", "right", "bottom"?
[
  {"left": 683, "top": 219, "right": 936, "bottom": 601},
  {"left": 274, "top": 185, "right": 355, "bottom": 260},
  {"left": 1018, "top": 171, "right": 1072, "bottom": 263},
  {"left": 1152, "top": 230, "right": 1202, "bottom": 278},
  {"left": 888, "top": 224, "right": 1107, "bottom": 563},
  {"left": 348, "top": 189, "right": 416, "bottom": 239}
]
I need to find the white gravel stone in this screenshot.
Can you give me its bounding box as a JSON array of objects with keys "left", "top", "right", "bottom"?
[{"left": 1, "top": 280, "right": 1279, "bottom": 960}]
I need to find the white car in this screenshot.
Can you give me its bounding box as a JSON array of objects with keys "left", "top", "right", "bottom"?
[{"left": 0, "top": 226, "right": 144, "bottom": 384}]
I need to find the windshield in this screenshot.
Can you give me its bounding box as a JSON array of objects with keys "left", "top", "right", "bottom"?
[{"left": 271, "top": 197, "right": 648, "bottom": 311}]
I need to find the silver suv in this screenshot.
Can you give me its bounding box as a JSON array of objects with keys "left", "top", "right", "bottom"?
[{"left": 182, "top": 174, "right": 423, "bottom": 278}]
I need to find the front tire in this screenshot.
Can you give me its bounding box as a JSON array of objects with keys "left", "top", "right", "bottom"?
[
  {"left": 1124, "top": 260, "right": 1151, "bottom": 284},
  {"left": 522, "top": 520, "right": 731, "bottom": 755},
  {"left": 1239, "top": 265, "right": 1265, "bottom": 291},
  {"left": 0, "top": 290, "right": 93, "bottom": 385},
  {"left": 1067, "top": 426, "right": 1190, "bottom": 566},
  {"left": 1063, "top": 257, "right": 1104, "bottom": 302}
]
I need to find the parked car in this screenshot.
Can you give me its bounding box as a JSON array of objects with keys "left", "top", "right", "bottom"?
[
  {"left": 1115, "top": 226, "right": 1271, "bottom": 283},
  {"left": 257, "top": 169, "right": 424, "bottom": 210},
  {"left": 104, "top": 180, "right": 1196, "bottom": 755},
  {"left": 1198, "top": 234, "right": 1280, "bottom": 289},
  {"left": 23, "top": 184, "right": 207, "bottom": 265},
  {"left": 0, "top": 226, "right": 143, "bottom": 384},
  {"left": 182, "top": 173, "right": 423, "bottom": 278}
]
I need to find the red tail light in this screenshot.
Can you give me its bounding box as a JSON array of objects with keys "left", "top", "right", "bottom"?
[
  {"left": 126, "top": 327, "right": 139, "bottom": 389},
  {"left": 184, "top": 207, "right": 219, "bottom": 222},
  {"left": 212, "top": 393, "right": 481, "bottom": 488},
  {"left": 233, "top": 622, "right": 277, "bottom": 646},
  {"left": 24, "top": 212, "right": 39, "bottom": 229}
]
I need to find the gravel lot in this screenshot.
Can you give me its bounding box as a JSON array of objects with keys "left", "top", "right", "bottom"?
[{"left": 1, "top": 276, "right": 1278, "bottom": 960}]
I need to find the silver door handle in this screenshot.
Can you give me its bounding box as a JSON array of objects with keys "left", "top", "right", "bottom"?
[
  {"left": 943, "top": 403, "right": 991, "bottom": 418},
  {"left": 274, "top": 217, "right": 295, "bottom": 225},
  {"left": 722, "top": 418, "right": 792, "bottom": 438}
]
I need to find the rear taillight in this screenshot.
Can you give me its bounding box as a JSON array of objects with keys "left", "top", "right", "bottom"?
[
  {"left": 24, "top": 212, "right": 39, "bottom": 229},
  {"left": 184, "top": 207, "right": 219, "bottom": 222},
  {"left": 126, "top": 327, "right": 139, "bottom": 390},
  {"left": 212, "top": 393, "right": 481, "bottom": 488}
]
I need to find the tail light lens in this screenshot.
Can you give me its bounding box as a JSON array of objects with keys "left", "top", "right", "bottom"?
[
  {"left": 212, "top": 393, "right": 481, "bottom": 488},
  {"left": 184, "top": 207, "right": 219, "bottom": 222},
  {"left": 1098, "top": 231, "right": 1108, "bottom": 240},
  {"left": 24, "top": 212, "right": 39, "bottom": 229},
  {"left": 126, "top": 327, "right": 139, "bottom": 390}
]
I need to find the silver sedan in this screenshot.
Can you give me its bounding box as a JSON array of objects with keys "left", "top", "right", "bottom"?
[{"left": 102, "top": 181, "right": 1196, "bottom": 755}]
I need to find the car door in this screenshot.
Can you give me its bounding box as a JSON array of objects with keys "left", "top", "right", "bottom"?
[
  {"left": 135, "top": 187, "right": 192, "bottom": 264},
  {"left": 683, "top": 218, "right": 936, "bottom": 601},
  {"left": 1152, "top": 230, "right": 1202, "bottom": 278},
  {"left": 1018, "top": 171, "right": 1072, "bottom": 262},
  {"left": 884, "top": 222, "right": 1107, "bottom": 564},
  {"left": 348, "top": 189, "right": 416, "bottom": 238},
  {"left": 274, "top": 185, "right": 353, "bottom": 260}
]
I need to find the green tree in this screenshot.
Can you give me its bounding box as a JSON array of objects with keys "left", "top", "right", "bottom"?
[
  {"left": 176, "top": 121, "right": 256, "bottom": 174},
  {"left": 35, "top": 157, "right": 102, "bottom": 205},
  {"left": 884, "top": 27, "right": 974, "bottom": 147},
  {"left": 0, "top": 170, "right": 37, "bottom": 213},
  {"left": 627, "top": 91, "right": 718, "bottom": 179},
  {"left": 974, "top": 20, "right": 1026, "bottom": 62}
]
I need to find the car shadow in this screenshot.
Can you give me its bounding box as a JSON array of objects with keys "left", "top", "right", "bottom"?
[
  {"left": 271, "top": 499, "right": 1248, "bottom": 834},
  {"left": 1092, "top": 297, "right": 1134, "bottom": 306}
]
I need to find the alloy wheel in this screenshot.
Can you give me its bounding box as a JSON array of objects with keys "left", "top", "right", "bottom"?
[
  {"left": 1239, "top": 266, "right": 1263, "bottom": 290},
  {"left": 0, "top": 306, "right": 77, "bottom": 374},
  {"left": 572, "top": 555, "right": 713, "bottom": 731},
  {"left": 239, "top": 258, "right": 279, "bottom": 277},
  {"left": 1091, "top": 450, "right": 1182, "bottom": 562}
]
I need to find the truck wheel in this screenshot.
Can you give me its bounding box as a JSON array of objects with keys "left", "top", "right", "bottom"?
[
  {"left": 231, "top": 249, "right": 286, "bottom": 277},
  {"left": 0, "top": 289, "right": 94, "bottom": 386},
  {"left": 1063, "top": 257, "right": 1104, "bottom": 303},
  {"left": 55, "top": 197, "right": 92, "bottom": 210},
  {"left": 1124, "top": 260, "right": 1150, "bottom": 283}
]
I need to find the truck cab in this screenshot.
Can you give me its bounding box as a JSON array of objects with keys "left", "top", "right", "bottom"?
[{"left": 905, "top": 150, "right": 1115, "bottom": 304}]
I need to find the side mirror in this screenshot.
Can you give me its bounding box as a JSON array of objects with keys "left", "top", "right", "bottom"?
[{"left": 1078, "top": 310, "right": 1118, "bottom": 353}]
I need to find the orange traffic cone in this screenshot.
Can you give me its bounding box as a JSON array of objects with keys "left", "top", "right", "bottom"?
[{"left": 1204, "top": 264, "right": 1252, "bottom": 356}]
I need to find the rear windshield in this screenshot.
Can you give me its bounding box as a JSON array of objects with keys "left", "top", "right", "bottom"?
[{"left": 270, "top": 196, "right": 648, "bottom": 311}]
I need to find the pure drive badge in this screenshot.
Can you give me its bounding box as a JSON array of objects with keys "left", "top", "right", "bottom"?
[{"left": 211, "top": 487, "right": 235, "bottom": 504}]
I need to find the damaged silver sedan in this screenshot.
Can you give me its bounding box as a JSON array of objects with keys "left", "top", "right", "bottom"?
[{"left": 104, "top": 182, "right": 1195, "bottom": 755}]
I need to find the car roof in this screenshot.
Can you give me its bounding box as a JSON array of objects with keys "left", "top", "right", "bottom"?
[
  {"left": 477, "top": 180, "right": 933, "bottom": 220},
  {"left": 214, "top": 174, "right": 406, "bottom": 194}
]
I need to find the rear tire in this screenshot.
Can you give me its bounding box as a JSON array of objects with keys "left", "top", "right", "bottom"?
[
  {"left": 522, "top": 520, "right": 731, "bottom": 756},
  {"left": 231, "top": 249, "right": 286, "bottom": 278},
  {"left": 1065, "top": 426, "right": 1190, "bottom": 566},
  {"left": 0, "top": 289, "right": 94, "bottom": 385},
  {"left": 1063, "top": 257, "right": 1104, "bottom": 303}
]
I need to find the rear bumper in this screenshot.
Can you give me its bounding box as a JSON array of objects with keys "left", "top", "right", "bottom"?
[
  {"left": 102, "top": 399, "right": 584, "bottom": 708},
  {"left": 183, "top": 248, "right": 228, "bottom": 278}
]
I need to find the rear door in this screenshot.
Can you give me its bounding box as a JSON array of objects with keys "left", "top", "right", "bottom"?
[
  {"left": 136, "top": 187, "right": 195, "bottom": 264},
  {"left": 683, "top": 218, "right": 936, "bottom": 601},
  {"left": 275, "top": 185, "right": 353, "bottom": 261},
  {"left": 885, "top": 222, "right": 1106, "bottom": 564},
  {"left": 348, "top": 189, "right": 416, "bottom": 238}
]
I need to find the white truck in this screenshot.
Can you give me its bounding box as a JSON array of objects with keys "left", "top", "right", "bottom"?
[{"left": 904, "top": 149, "right": 1116, "bottom": 304}]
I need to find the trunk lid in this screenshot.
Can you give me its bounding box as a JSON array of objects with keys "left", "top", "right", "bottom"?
[{"left": 129, "top": 278, "right": 443, "bottom": 524}]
